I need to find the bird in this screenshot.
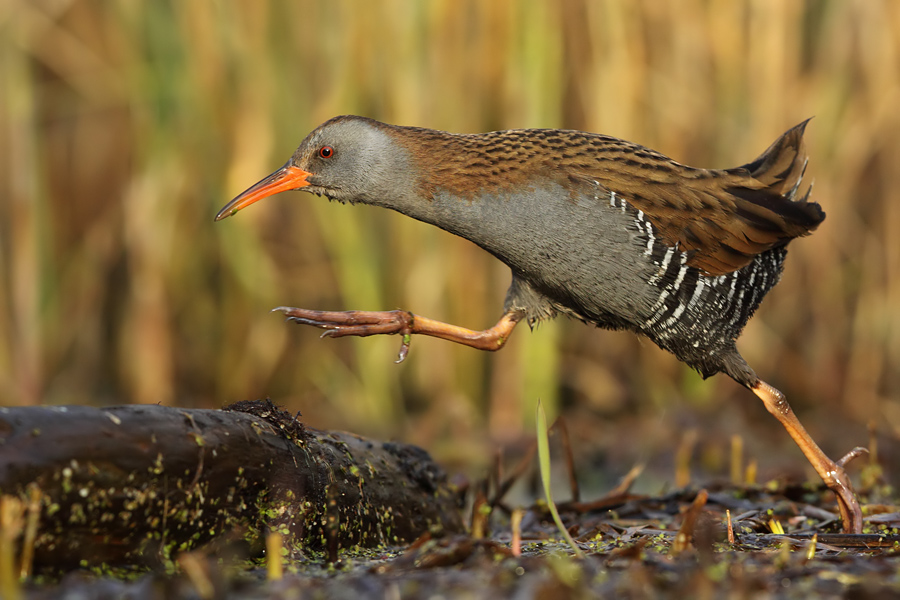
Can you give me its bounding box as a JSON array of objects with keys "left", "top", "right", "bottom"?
[{"left": 216, "top": 115, "right": 865, "bottom": 533}]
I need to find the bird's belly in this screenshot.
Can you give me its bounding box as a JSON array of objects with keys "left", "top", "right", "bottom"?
[{"left": 427, "top": 182, "right": 664, "bottom": 326}]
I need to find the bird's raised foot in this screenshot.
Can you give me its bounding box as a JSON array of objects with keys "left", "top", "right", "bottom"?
[
  {"left": 273, "top": 307, "right": 524, "bottom": 364},
  {"left": 274, "top": 307, "right": 415, "bottom": 362},
  {"left": 274, "top": 307, "right": 414, "bottom": 337}
]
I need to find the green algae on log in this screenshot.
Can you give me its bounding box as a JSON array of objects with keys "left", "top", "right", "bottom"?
[{"left": 0, "top": 401, "right": 464, "bottom": 572}]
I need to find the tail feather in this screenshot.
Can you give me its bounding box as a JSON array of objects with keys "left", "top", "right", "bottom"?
[
  {"left": 723, "top": 118, "right": 824, "bottom": 242},
  {"left": 736, "top": 118, "right": 812, "bottom": 199}
]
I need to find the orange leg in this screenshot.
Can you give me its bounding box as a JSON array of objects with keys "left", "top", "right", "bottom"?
[
  {"left": 274, "top": 307, "right": 524, "bottom": 362},
  {"left": 751, "top": 380, "right": 866, "bottom": 533}
]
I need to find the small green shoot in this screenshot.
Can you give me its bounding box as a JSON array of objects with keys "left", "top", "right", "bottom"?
[{"left": 536, "top": 400, "right": 584, "bottom": 558}]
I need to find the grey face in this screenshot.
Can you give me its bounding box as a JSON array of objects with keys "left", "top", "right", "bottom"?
[{"left": 291, "top": 117, "right": 408, "bottom": 206}]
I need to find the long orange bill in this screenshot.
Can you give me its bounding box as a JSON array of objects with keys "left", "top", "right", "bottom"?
[{"left": 215, "top": 163, "right": 312, "bottom": 221}]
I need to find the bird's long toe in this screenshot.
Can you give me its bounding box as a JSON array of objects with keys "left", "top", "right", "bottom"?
[
  {"left": 837, "top": 446, "right": 869, "bottom": 468},
  {"left": 274, "top": 307, "right": 413, "bottom": 337}
]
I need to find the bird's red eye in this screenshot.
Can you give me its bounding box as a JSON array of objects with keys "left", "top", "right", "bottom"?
[{"left": 319, "top": 146, "right": 334, "bottom": 159}]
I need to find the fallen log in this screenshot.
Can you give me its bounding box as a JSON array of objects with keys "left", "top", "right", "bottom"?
[{"left": 0, "top": 400, "right": 464, "bottom": 573}]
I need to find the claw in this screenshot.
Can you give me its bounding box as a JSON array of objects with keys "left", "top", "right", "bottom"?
[
  {"left": 395, "top": 334, "right": 411, "bottom": 363},
  {"left": 286, "top": 316, "right": 334, "bottom": 331}
]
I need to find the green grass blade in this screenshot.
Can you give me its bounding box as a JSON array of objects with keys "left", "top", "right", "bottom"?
[{"left": 536, "top": 400, "right": 584, "bottom": 558}]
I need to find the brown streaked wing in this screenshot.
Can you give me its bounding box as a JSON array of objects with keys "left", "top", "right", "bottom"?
[{"left": 580, "top": 121, "right": 823, "bottom": 276}]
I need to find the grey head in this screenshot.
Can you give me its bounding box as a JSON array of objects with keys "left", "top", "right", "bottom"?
[{"left": 214, "top": 116, "right": 418, "bottom": 221}]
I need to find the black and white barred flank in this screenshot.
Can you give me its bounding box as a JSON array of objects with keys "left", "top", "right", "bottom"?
[{"left": 612, "top": 191, "right": 787, "bottom": 380}]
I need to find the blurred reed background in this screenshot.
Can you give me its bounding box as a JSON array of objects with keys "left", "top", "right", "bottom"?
[{"left": 2, "top": 0, "right": 899, "bottom": 486}]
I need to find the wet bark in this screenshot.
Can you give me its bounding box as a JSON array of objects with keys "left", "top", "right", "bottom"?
[{"left": 0, "top": 401, "right": 464, "bottom": 572}]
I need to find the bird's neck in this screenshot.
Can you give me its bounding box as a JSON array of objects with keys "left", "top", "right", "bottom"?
[{"left": 369, "top": 125, "right": 557, "bottom": 244}]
